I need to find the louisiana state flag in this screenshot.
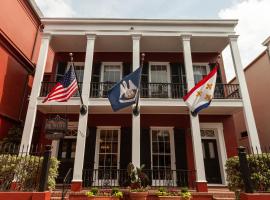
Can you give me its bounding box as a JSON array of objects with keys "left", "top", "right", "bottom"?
[
  {"left": 183, "top": 65, "right": 218, "bottom": 116},
  {"left": 108, "top": 67, "right": 142, "bottom": 112}
]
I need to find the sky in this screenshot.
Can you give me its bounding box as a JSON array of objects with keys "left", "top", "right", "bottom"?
[{"left": 35, "top": 0, "right": 270, "bottom": 81}]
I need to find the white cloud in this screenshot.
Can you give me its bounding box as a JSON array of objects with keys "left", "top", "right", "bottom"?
[
  {"left": 219, "top": 0, "right": 270, "bottom": 81},
  {"left": 35, "top": 0, "right": 75, "bottom": 17}
]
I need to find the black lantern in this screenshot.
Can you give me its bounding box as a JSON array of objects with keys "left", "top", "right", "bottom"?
[{"left": 45, "top": 115, "right": 68, "bottom": 140}]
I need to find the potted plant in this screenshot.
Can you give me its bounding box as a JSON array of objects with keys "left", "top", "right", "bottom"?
[
  {"left": 86, "top": 187, "right": 123, "bottom": 200},
  {"left": 156, "top": 187, "right": 180, "bottom": 200},
  {"left": 127, "top": 163, "right": 149, "bottom": 200},
  {"left": 180, "top": 188, "right": 191, "bottom": 200}
]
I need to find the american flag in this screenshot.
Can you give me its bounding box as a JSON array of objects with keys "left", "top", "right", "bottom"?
[{"left": 43, "top": 66, "right": 78, "bottom": 103}]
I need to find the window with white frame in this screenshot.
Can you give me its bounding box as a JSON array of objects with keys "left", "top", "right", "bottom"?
[
  {"left": 151, "top": 128, "right": 176, "bottom": 185},
  {"left": 102, "top": 63, "right": 122, "bottom": 83},
  {"left": 100, "top": 62, "right": 122, "bottom": 96},
  {"left": 149, "top": 62, "right": 171, "bottom": 97},
  {"left": 95, "top": 128, "right": 120, "bottom": 185},
  {"left": 193, "top": 64, "right": 210, "bottom": 84}
]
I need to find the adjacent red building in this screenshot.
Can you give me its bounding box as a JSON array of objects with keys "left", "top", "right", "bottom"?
[{"left": 0, "top": 0, "right": 43, "bottom": 141}]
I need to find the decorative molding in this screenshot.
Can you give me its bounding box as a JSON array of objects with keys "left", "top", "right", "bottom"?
[
  {"left": 181, "top": 34, "right": 192, "bottom": 41},
  {"left": 132, "top": 34, "right": 141, "bottom": 40},
  {"left": 228, "top": 35, "right": 239, "bottom": 41},
  {"left": 86, "top": 34, "right": 96, "bottom": 40}
]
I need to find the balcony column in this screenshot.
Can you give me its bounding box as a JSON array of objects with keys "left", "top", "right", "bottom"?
[
  {"left": 132, "top": 34, "right": 141, "bottom": 167},
  {"left": 71, "top": 34, "right": 96, "bottom": 191},
  {"left": 19, "top": 33, "right": 51, "bottom": 153},
  {"left": 229, "top": 35, "right": 261, "bottom": 153},
  {"left": 182, "top": 35, "right": 208, "bottom": 192}
]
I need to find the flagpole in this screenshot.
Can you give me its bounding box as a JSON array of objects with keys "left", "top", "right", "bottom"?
[
  {"left": 69, "top": 53, "right": 87, "bottom": 115},
  {"left": 133, "top": 53, "right": 145, "bottom": 116}
]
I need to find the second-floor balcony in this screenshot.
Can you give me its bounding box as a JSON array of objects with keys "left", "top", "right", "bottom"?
[{"left": 40, "top": 82, "right": 241, "bottom": 99}]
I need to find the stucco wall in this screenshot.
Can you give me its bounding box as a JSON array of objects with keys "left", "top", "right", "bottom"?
[{"left": 232, "top": 51, "right": 270, "bottom": 148}]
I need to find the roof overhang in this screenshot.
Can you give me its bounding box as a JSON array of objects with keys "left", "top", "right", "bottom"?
[{"left": 42, "top": 18, "right": 238, "bottom": 53}]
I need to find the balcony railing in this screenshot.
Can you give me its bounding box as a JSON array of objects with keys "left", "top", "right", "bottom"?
[
  {"left": 82, "top": 168, "right": 195, "bottom": 188},
  {"left": 40, "top": 82, "right": 82, "bottom": 97},
  {"left": 40, "top": 82, "right": 241, "bottom": 99}
]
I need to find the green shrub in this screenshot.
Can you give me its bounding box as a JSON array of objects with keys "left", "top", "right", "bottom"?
[
  {"left": 226, "top": 154, "right": 270, "bottom": 192},
  {"left": 0, "top": 154, "right": 59, "bottom": 190}
]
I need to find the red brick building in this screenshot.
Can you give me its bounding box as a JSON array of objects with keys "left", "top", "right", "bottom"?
[{"left": 0, "top": 1, "right": 262, "bottom": 193}]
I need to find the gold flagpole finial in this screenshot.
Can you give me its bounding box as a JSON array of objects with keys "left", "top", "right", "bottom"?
[
  {"left": 141, "top": 53, "right": 145, "bottom": 66},
  {"left": 69, "top": 52, "right": 74, "bottom": 62}
]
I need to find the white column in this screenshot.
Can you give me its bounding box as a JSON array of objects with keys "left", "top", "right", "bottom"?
[
  {"left": 229, "top": 35, "right": 261, "bottom": 153},
  {"left": 182, "top": 35, "right": 207, "bottom": 183},
  {"left": 20, "top": 33, "right": 51, "bottom": 152},
  {"left": 132, "top": 35, "right": 141, "bottom": 167},
  {"left": 72, "top": 34, "right": 96, "bottom": 182},
  {"left": 51, "top": 140, "right": 60, "bottom": 157}
]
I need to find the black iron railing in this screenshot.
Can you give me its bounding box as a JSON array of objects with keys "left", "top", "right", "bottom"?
[
  {"left": 82, "top": 168, "right": 195, "bottom": 188},
  {"left": 40, "top": 82, "right": 83, "bottom": 97},
  {"left": 90, "top": 82, "right": 116, "bottom": 98},
  {"left": 140, "top": 83, "right": 187, "bottom": 98},
  {"left": 62, "top": 168, "right": 73, "bottom": 200},
  {"left": 214, "top": 84, "right": 241, "bottom": 99},
  {"left": 40, "top": 82, "right": 241, "bottom": 99}
]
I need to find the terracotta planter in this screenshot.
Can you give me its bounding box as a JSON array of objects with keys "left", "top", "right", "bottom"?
[
  {"left": 88, "top": 196, "right": 120, "bottom": 200},
  {"left": 157, "top": 196, "right": 181, "bottom": 200},
  {"left": 129, "top": 192, "right": 148, "bottom": 200}
]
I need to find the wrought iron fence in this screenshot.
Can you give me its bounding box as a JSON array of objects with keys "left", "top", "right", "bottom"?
[
  {"left": 0, "top": 144, "right": 45, "bottom": 191},
  {"left": 236, "top": 146, "right": 270, "bottom": 193},
  {"left": 81, "top": 168, "right": 195, "bottom": 188},
  {"left": 40, "top": 82, "right": 83, "bottom": 97}
]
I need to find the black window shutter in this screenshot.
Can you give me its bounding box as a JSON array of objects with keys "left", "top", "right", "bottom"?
[
  {"left": 91, "top": 63, "right": 101, "bottom": 83},
  {"left": 119, "top": 127, "right": 132, "bottom": 186},
  {"left": 120, "top": 127, "right": 132, "bottom": 169},
  {"left": 141, "top": 62, "right": 149, "bottom": 97},
  {"left": 209, "top": 63, "right": 222, "bottom": 83},
  {"left": 84, "top": 127, "right": 97, "bottom": 169},
  {"left": 209, "top": 63, "right": 224, "bottom": 98},
  {"left": 90, "top": 63, "right": 101, "bottom": 97},
  {"left": 123, "top": 63, "right": 132, "bottom": 77},
  {"left": 56, "top": 62, "right": 67, "bottom": 81},
  {"left": 170, "top": 63, "right": 186, "bottom": 98},
  {"left": 140, "top": 128, "right": 152, "bottom": 185},
  {"left": 174, "top": 129, "right": 188, "bottom": 187}
]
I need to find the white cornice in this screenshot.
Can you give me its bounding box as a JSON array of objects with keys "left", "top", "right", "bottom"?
[{"left": 41, "top": 18, "right": 238, "bottom": 27}]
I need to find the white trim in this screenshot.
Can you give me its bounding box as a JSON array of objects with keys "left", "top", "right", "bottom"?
[
  {"left": 200, "top": 123, "right": 227, "bottom": 185},
  {"left": 150, "top": 127, "right": 176, "bottom": 186},
  {"left": 100, "top": 62, "right": 123, "bottom": 82},
  {"left": 94, "top": 126, "right": 121, "bottom": 186}
]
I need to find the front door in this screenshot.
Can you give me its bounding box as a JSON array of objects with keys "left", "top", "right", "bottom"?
[
  {"left": 202, "top": 139, "right": 222, "bottom": 184},
  {"left": 57, "top": 138, "right": 76, "bottom": 183}
]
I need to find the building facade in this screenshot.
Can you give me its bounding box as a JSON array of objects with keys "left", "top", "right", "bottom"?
[
  {"left": 19, "top": 18, "right": 261, "bottom": 192},
  {"left": 231, "top": 37, "right": 270, "bottom": 149},
  {"left": 0, "top": 0, "right": 43, "bottom": 143}
]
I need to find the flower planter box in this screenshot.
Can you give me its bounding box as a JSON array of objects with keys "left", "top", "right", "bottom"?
[
  {"left": 88, "top": 196, "right": 120, "bottom": 200},
  {"left": 240, "top": 193, "right": 270, "bottom": 200},
  {"left": 129, "top": 192, "right": 148, "bottom": 200},
  {"left": 157, "top": 196, "right": 181, "bottom": 200}
]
